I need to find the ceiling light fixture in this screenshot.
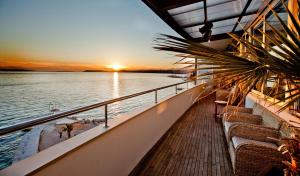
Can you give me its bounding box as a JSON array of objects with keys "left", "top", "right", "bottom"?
[{"left": 199, "top": 21, "right": 213, "bottom": 42}]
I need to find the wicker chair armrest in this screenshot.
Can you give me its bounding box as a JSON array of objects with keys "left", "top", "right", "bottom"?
[
  {"left": 233, "top": 136, "right": 278, "bottom": 150},
  {"left": 234, "top": 141, "right": 283, "bottom": 176},
  {"left": 228, "top": 124, "right": 279, "bottom": 142},
  {"left": 224, "top": 112, "right": 262, "bottom": 124}
]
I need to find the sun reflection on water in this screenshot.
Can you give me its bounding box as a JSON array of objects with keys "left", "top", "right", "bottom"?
[{"left": 112, "top": 72, "right": 120, "bottom": 106}]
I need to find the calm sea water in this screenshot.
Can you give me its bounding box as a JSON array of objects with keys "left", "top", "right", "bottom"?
[{"left": 0, "top": 72, "right": 187, "bottom": 169}]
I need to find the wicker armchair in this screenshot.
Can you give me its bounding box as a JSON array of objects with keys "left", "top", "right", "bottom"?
[
  {"left": 227, "top": 125, "right": 282, "bottom": 176},
  {"left": 223, "top": 112, "right": 262, "bottom": 124},
  {"left": 223, "top": 112, "right": 263, "bottom": 143},
  {"left": 222, "top": 105, "right": 258, "bottom": 133}
]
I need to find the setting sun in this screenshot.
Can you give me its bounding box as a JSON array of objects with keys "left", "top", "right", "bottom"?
[
  {"left": 112, "top": 64, "right": 121, "bottom": 71},
  {"left": 106, "top": 64, "right": 125, "bottom": 71}
]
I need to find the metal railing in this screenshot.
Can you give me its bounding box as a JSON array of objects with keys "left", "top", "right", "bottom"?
[{"left": 0, "top": 80, "right": 195, "bottom": 136}]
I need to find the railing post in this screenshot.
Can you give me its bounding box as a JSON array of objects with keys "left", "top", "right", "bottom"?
[
  {"left": 104, "top": 104, "right": 109, "bottom": 128},
  {"left": 195, "top": 58, "right": 198, "bottom": 85},
  {"left": 175, "top": 85, "right": 178, "bottom": 94},
  {"left": 155, "top": 90, "right": 158, "bottom": 103}
]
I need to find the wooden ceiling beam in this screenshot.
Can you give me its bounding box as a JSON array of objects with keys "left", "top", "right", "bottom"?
[
  {"left": 142, "top": 0, "right": 194, "bottom": 40},
  {"left": 232, "top": 0, "right": 253, "bottom": 32},
  {"left": 193, "top": 30, "right": 244, "bottom": 42}
]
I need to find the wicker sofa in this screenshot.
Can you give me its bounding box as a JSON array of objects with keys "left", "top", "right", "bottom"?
[
  {"left": 222, "top": 106, "right": 284, "bottom": 175},
  {"left": 223, "top": 105, "right": 283, "bottom": 129},
  {"left": 222, "top": 106, "right": 283, "bottom": 143}
]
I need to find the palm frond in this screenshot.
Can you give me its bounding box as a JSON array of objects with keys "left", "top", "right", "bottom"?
[{"left": 154, "top": 1, "right": 300, "bottom": 111}]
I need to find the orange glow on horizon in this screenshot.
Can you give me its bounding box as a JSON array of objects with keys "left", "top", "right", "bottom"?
[
  {"left": 0, "top": 58, "right": 175, "bottom": 71},
  {"left": 0, "top": 58, "right": 104, "bottom": 71}
]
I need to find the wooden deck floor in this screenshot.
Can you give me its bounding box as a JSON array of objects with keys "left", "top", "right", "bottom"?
[{"left": 132, "top": 96, "right": 233, "bottom": 176}]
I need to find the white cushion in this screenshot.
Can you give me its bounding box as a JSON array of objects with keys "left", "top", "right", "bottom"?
[
  {"left": 224, "top": 121, "right": 233, "bottom": 134},
  {"left": 228, "top": 141, "right": 236, "bottom": 171},
  {"left": 223, "top": 121, "right": 235, "bottom": 144},
  {"left": 231, "top": 136, "right": 277, "bottom": 150}
]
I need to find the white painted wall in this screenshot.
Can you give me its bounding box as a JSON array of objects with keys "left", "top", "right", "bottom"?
[
  {"left": 246, "top": 91, "right": 300, "bottom": 130},
  {"left": 1, "top": 84, "right": 204, "bottom": 176}
]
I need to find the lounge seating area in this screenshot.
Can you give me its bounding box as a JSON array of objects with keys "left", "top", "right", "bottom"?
[
  {"left": 217, "top": 89, "right": 294, "bottom": 175},
  {"left": 223, "top": 108, "right": 283, "bottom": 175}
]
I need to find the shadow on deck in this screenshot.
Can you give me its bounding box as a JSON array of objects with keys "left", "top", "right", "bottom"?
[{"left": 132, "top": 95, "right": 233, "bottom": 176}]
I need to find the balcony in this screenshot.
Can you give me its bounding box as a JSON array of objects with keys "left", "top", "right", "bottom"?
[{"left": 1, "top": 82, "right": 300, "bottom": 175}]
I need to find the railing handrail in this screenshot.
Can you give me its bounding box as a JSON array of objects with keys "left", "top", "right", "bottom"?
[{"left": 0, "top": 80, "right": 195, "bottom": 136}]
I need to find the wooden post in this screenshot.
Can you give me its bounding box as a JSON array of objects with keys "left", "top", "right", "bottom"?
[
  {"left": 285, "top": 0, "right": 299, "bottom": 110},
  {"left": 262, "top": 16, "right": 266, "bottom": 48},
  {"left": 239, "top": 42, "right": 243, "bottom": 55},
  {"left": 248, "top": 27, "right": 253, "bottom": 44},
  {"left": 288, "top": 0, "right": 299, "bottom": 37},
  {"left": 244, "top": 34, "right": 247, "bottom": 53},
  {"left": 260, "top": 17, "right": 266, "bottom": 96}
]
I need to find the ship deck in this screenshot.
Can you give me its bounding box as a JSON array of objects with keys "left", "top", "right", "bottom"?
[{"left": 132, "top": 95, "right": 233, "bottom": 176}]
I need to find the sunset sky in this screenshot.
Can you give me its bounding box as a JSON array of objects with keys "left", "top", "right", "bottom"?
[{"left": 0, "top": 0, "right": 179, "bottom": 71}]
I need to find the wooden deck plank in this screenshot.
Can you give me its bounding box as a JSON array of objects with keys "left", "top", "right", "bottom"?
[
  {"left": 132, "top": 95, "right": 233, "bottom": 176},
  {"left": 195, "top": 103, "right": 206, "bottom": 176},
  {"left": 191, "top": 105, "right": 203, "bottom": 175}
]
